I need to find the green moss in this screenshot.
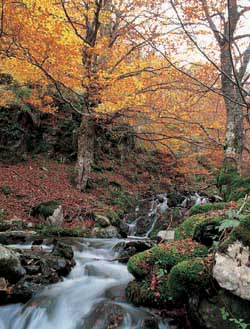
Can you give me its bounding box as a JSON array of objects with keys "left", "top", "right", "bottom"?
[
  {"left": 106, "top": 189, "right": 136, "bottom": 210},
  {"left": 105, "top": 209, "right": 119, "bottom": 221},
  {"left": 35, "top": 224, "right": 88, "bottom": 237},
  {"left": 127, "top": 239, "right": 208, "bottom": 278},
  {"left": 127, "top": 250, "right": 152, "bottom": 278},
  {"left": 219, "top": 215, "right": 250, "bottom": 252},
  {"left": 217, "top": 168, "right": 250, "bottom": 201},
  {"left": 168, "top": 258, "right": 210, "bottom": 301},
  {"left": 31, "top": 200, "right": 60, "bottom": 218},
  {"left": 0, "top": 186, "right": 12, "bottom": 196},
  {"left": 126, "top": 276, "right": 171, "bottom": 307},
  {"left": 189, "top": 203, "right": 227, "bottom": 216},
  {"left": 175, "top": 215, "right": 206, "bottom": 240}
]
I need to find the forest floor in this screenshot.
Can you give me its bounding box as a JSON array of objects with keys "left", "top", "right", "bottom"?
[{"left": 0, "top": 150, "right": 181, "bottom": 226}]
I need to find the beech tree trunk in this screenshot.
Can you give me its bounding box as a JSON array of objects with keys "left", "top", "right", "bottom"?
[
  {"left": 76, "top": 116, "right": 95, "bottom": 191},
  {"left": 224, "top": 97, "right": 245, "bottom": 171}
]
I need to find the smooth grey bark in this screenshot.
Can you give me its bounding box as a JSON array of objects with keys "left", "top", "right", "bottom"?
[
  {"left": 201, "top": 0, "right": 250, "bottom": 171},
  {"left": 76, "top": 116, "right": 95, "bottom": 191}
]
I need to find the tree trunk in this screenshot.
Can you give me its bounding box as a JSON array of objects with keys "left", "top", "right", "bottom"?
[
  {"left": 76, "top": 116, "right": 95, "bottom": 191},
  {"left": 224, "top": 99, "right": 245, "bottom": 171},
  {"left": 221, "top": 48, "right": 245, "bottom": 172}
]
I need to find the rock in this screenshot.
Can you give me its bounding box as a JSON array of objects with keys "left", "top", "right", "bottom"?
[
  {"left": 94, "top": 214, "right": 110, "bottom": 228},
  {"left": 114, "top": 240, "right": 154, "bottom": 262},
  {"left": 127, "top": 239, "right": 208, "bottom": 279},
  {"left": 193, "top": 220, "right": 220, "bottom": 247},
  {"left": 0, "top": 230, "right": 38, "bottom": 245},
  {"left": 47, "top": 205, "right": 64, "bottom": 226},
  {"left": 168, "top": 258, "right": 210, "bottom": 301},
  {"left": 52, "top": 240, "right": 74, "bottom": 260},
  {"left": 92, "top": 225, "right": 120, "bottom": 238},
  {"left": 0, "top": 278, "right": 8, "bottom": 303},
  {"left": 189, "top": 290, "right": 250, "bottom": 329},
  {"left": 0, "top": 217, "right": 27, "bottom": 232},
  {"left": 31, "top": 200, "right": 60, "bottom": 220},
  {"left": 213, "top": 241, "right": 250, "bottom": 300},
  {"left": 157, "top": 230, "right": 175, "bottom": 241},
  {"left": 119, "top": 220, "right": 129, "bottom": 237},
  {"left": 0, "top": 245, "right": 26, "bottom": 283}
]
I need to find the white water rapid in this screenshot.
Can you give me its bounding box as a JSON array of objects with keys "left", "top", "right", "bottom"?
[{"left": 0, "top": 238, "right": 169, "bottom": 329}]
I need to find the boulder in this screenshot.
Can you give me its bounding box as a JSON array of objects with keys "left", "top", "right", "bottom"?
[
  {"left": 47, "top": 205, "right": 64, "bottom": 226},
  {"left": 92, "top": 225, "right": 120, "bottom": 238},
  {"left": 157, "top": 230, "right": 175, "bottom": 241},
  {"left": 189, "top": 290, "right": 250, "bottom": 329},
  {"left": 0, "top": 230, "right": 38, "bottom": 245},
  {"left": 94, "top": 214, "right": 110, "bottom": 228},
  {"left": 213, "top": 240, "right": 250, "bottom": 300},
  {"left": 113, "top": 240, "right": 154, "bottom": 262},
  {"left": 0, "top": 245, "right": 26, "bottom": 283}
]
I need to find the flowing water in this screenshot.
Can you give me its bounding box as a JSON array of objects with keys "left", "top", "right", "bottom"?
[
  {"left": 0, "top": 238, "right": 169, "bottom": 329},
  {"left": 127, "top": 193, "right": 209, "bottom": 238}
]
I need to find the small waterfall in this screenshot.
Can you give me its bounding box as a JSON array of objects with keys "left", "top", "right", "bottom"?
[
  {"left": 127, "top": 194, "right": 169, "bottom": 238},
  {"left": 127, "top": 192, "right": 209, "bottom": 238}
]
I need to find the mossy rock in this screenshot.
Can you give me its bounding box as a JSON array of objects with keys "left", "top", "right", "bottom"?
[
  {"left": 168, "top": 258, "right": 210, "bottom": 301},
  {"left": 127, "top": 250, "right": 153, "bottom": 277},
  {"left": 189, "top": 202, "right": 227, "bottom": 216},
  {"left": 193, "top": 217, "right": 222, "bottom": 246},
  {"left": 35, "top": 224, "right": 88, "bottom": 237},
  {"left": 175, "top": 215, "right": 206, "bottom": 240},
  {"left": 219, "top": 215, "right": 250, "bottom": 252},
  {"left": 127, "top": 239, "right": 208, "bottom": 278},
  {"left": 126, "top": 275, "right": 172, "bottom": 307},
  {"left": 31, "top": 200, "right": 60, "bottom": 219}
]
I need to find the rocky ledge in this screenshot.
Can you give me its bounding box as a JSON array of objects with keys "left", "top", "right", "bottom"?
[{"left": 0, "top": 240, "right": 75, "bottom": 304}]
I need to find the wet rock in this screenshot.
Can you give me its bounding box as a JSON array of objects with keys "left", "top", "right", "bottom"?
[
  {"left": 92, "top": 225, "right": 120, "bottom": 238},
  {"left": 52, "top": 240, "right": 74, "bottom": 260},
  {"left": 94, "top": 214, "right": 110, "bottom": 228},
  {"left": 119, "top": 220, "right": 129, "bottom": 237},
  {"left": 1, "top": 241, "right": 75, "bottom": 304},
  {"left": 0, "top": 278, "right": 8, "bottom": 301},
  {"left": 82, "top": 301, "right": 163, "bottom": 329},
  {"left": 114, "top": 240, "right": 154, "bottom": 262},
  {"left": 0, "top": 245, "right": 26, "bottom": 283},
  {"left": 0, "top": 230, "right": 38, "bottom": 245},
  {"left": 213, "top": 241, "right": 250, "bottom": 300}
]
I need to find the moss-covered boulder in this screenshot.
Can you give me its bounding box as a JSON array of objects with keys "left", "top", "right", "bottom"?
[
  {"left": 127, "top": 239, "right": 208, "bottom": 278},
  {"left": 219, "top": 215, "right": 250, "bottom": 252},
  {"left": 35, "top": 224, "right": 88, "bottom": 237},
  {"left": 168, "top": 258, "right": 211, "bottom": 301},
  {"left": 31, "top": 200, "right": 60, "bottom": 219},
  {"left": 126, "top": 275, "right": 172, "bottom": 307}
]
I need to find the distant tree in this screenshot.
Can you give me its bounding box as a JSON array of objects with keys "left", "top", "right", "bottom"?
[{"left": 169, "top": 0, "right": 250, "bottom": 171}]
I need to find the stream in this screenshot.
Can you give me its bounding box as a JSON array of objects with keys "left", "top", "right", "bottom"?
[{"left": 0, "top": 238, "right": 169, "bottom": 329}]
